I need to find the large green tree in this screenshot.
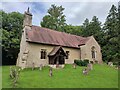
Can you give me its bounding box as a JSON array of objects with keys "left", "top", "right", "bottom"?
[
  {"left": 81, "top": 16, "right": 104, "bottom": 44},
  {"left": 1, "top": 11, "right": 24, "bottom": 65},
  {"left": 102, "top": 5, "right": 120, "bottom": 63},
  {"left": 41, "top": 4, "right": 66, "bottom": 32},
  {"left": 81, "top": 18, "right": 90, "bottom": 36},
  {"left": 117, "top": 2, "right": 120, "bottom": 47}
]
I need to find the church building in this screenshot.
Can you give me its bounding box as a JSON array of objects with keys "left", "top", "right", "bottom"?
[{"left": 16, "top": 8, "right": 102, "bottom": 68}]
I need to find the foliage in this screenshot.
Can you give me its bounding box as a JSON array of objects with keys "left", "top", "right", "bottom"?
[
  {"left": 84, "top": 59, "right": 89, "bottom": 64},
  {"left": 90, "top": 61, "right": 94, "bottom": 64},
  {"left": 41, "top": 4, "right": 66, "bottom": 32},
  {"left": 80, "top": 4, "right": 120, "bottom": 64},
  {"left": 74, "top": 59, "right": 89, "bottom": 66},
  {"left": 10, "top": 66, "right": 21, "bottom": 88},
  {"left": 2, "top": 64, "right": 118, "bottom": 88},
  {"left": 1, "top": 10, "right": 24, "bottom": 65},
  {"left": 81, "top": 16, "right": 104, "bottom": 44},
  {"left": 102, "top": 5, "right": 120, "bottom": 63},
  {"left": 64, "top": 24, "right": 83, "bottom": 35}
]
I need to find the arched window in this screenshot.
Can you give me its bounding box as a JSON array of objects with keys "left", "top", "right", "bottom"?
[{"left": 91, "top": 46, "right": 96, "bottom": 59}]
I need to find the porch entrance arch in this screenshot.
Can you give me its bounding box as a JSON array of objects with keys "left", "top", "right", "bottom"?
[{"left": 48, "top": 46, "right": 66, "bottom": 65}]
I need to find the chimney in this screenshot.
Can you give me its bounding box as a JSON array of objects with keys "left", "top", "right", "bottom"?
[{"left": 23, "top": 7, "right": 32, "bottom": 27}]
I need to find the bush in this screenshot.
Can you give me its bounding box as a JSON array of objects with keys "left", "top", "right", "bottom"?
[
  {"left": 74, "top": 59, "right": 89, "bottom": 66},
  {"left": 90, "top": 61, "right": 94, "bottom": 64},
  {"left": 95, "top": 60, "right": 98, "bottom": 64},
  {"left": 113, "top": 62, "right": 119, "bottom": 65},
  {"left": 84, "top": 59, "right": 89, "bottom": 66},
  {"left": 74, "top": 59, "right": 82, "bottom": 66}
]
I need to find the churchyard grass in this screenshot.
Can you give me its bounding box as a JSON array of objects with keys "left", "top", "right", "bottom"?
[{"left": 2, "top": 64, "right": 118, "bottom": 88}]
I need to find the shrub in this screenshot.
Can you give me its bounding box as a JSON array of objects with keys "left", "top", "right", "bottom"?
[
  {"left": 95, "top": 60, "right": 98, "bottom": 64},
  {"left": 74, "top": 59, "right": 82, "bottom": 66},
  {"left": 83, "top": 59, "right": 89, "bottom": 66},
  {"left": 10, "top": 66, "right": 21, "bottom": 88},
  {"left": 90, "top": 61, "right": 94, "bottom": 64},
  {"left": 113, "top": 62, "right": 118, "bottom": 65},
  {"left": 74, "top": 59, "right": 89, "bottom": 66}
]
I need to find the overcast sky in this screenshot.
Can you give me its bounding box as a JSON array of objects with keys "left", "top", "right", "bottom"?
[{"left": 1, "top": 1, "right": 119, "bottom": 26}]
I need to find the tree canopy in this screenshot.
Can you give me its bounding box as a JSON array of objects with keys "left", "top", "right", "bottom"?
[
  {"left": 41, "top": 4, "right": 66, "bottom": 32},
  {"left": 102, "top": 5, "right": 120, "bottom": 63},
  {"left": 1, "top": 10, "right": 24, "bottom": 65}
]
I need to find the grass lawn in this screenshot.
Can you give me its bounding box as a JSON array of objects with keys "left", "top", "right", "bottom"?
[
  {"left": 0, "top": 66, "right": 2, "bottom": 90},
  {"left": 2, "top": 64, "right": 118, "bottom": 88}
]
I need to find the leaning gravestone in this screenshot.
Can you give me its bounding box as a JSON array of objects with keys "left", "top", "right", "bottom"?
[{"left": 108, "top": 62, "right": 113, "bottom": 67}]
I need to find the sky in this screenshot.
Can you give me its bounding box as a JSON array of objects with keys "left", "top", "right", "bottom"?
[{"left": 1, "top": 1, "right": 119, "bottom": 26}]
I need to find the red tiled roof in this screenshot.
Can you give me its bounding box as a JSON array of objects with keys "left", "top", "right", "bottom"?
[{"left": 26, "top": 25, "right": 90, "bottom": 48}]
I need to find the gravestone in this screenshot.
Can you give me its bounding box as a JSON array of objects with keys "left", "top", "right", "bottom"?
[
  {"left": 49, "top": 67, "right": 53, "bottom": 77},
  {"left": 87, "top": 63, "right": 93, "bottom": 71},
  {"left": 108, "top": 62, "right": 113, "bottom": 67},
  {"left": 39, "top": 64, "right": 43, "bottom": 71},
  {"left": 82, "top": 68, "right": 89, "bottom": 75},
  {"left": 32, "top": 62, "right": 35, "bottom": 70},
  {"left": 73, "top": 63, "right": 76, "bottom": 69}
]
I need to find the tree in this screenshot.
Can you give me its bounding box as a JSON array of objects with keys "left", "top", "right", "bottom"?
[
  {"left": 117, "top": 2, "right": 120, "bottom": 47},
  {"left": 89, "top": 16, "right": 103, "bottom": 44},
  {"left": 102, "top": 5, "right": 120, "bottom": 63},
  {"left": 118, "top": 1, "right": 120, "bottom": 21},
  {"left": 41, "top": 4, "right": 66, "bottom": 32},
  {"left": 1, "top": 10, "right": 24, "bottom": 65},
  {"left": 64, "top": 25, "right": 83, "bottom": 36},
  {"left": 104, "top": 5, "right": 118, "bottom": 37},
  {"left": 81, "top": 17, "right": 103, "bottom": 44},
  {"left": 81, "top": 18, "right": 90, "bottom": 36}
]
